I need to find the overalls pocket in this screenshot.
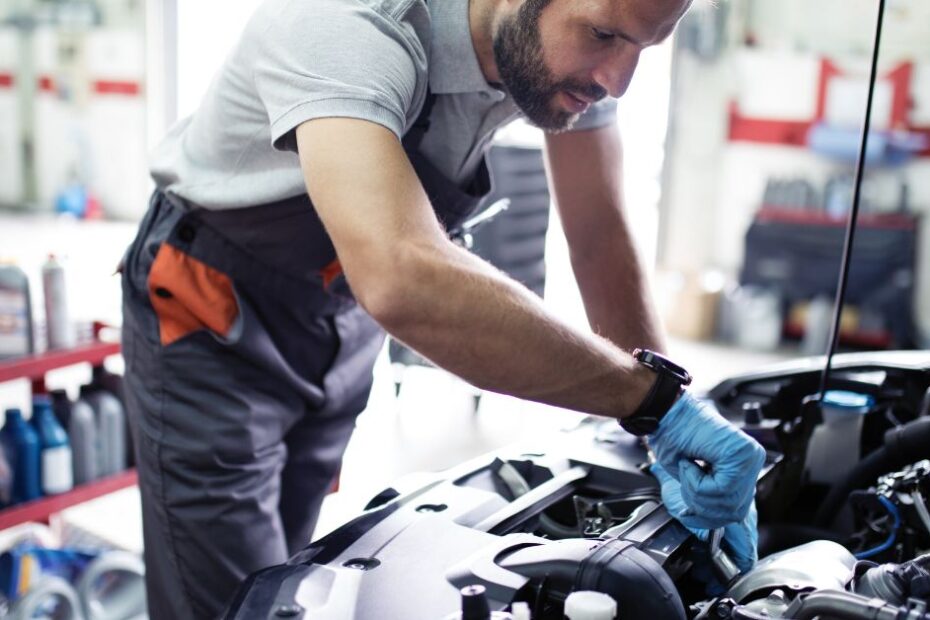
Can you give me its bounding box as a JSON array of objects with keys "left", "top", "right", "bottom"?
[{"left": 146, "top": 243, "right": 242, "bottom": 347}]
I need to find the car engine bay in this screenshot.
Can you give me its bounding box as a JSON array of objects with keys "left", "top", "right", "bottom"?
[{"left": 225, "top": 351, "right": 930, "bottom": 619}]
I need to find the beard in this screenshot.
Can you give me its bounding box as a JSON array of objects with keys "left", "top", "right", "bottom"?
[{"left": 492, "top": 0, "right": 607, "bottom": 132}]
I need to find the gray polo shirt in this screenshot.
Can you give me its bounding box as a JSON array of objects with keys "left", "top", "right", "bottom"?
[{"left": 150, "top": 0, "right": 617, "bottom": 210}]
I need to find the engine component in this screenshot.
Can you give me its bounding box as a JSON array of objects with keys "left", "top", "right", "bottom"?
[
  {"left": 815, "top": 418, "right": 930, "bottom": 528},
  {"left": 222, "top": 352, "right": 930, "bottom": 619},
  {"left": 847, "top": 460, "right": 930, "bottom": 560},
  {"left": 803, "top": 391, "right": 874, "bottom": 485},
  {"left": 563, "top": 591, "right": 617, "bottom": 620},
  {"left": 443, "top": 585, "right": 514, "bottom": 620},
  {"left": 725, "top": 590, "right": 930, "bottom": 620},
  {"left": 851, "top": 555, "right": 930, "bottom": 606},
  {"left": 497, "top": 538, "right": 686, "bottom": 620},
  {"left": 725, "top": 540, "right": 857, "bottom": 604},
  {"left": 783, "top": 589, "right": 930, "bottom": 620},
  {"left": 709, "top": 527, "right": 743, "bottom": 586}
]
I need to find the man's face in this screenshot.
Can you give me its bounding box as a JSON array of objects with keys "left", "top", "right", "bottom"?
[{"left": 493, "top": 0, "right": 691, "bottom": 132}]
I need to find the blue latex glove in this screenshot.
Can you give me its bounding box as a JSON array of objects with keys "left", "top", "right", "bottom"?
[
  {"left": 652, "top": 462, "right": 758, "bottom": 574},
  {"left": 648, "top": 392, "right": 765, "bottom": 530}
]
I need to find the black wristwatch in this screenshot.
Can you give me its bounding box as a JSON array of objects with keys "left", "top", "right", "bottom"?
[{"left": 619, "top": 349, "right": 693, "bottom": 436}]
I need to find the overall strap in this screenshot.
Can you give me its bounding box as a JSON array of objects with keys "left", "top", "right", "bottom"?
[{"left": 402, "top": 88, "right": 438, "bottom": 151}]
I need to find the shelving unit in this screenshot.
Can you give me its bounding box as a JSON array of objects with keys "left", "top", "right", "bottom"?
[
  {"left": 741, "top": 208, "right": 918, "bottom": 349},
  {"left": 0, "top": 470, "right": 137, "bottom": 530},
  {"left": 0, "top": 323, "right": 135, "bottom": 529}
]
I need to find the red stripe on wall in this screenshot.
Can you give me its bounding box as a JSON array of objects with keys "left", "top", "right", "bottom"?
[
  {"left": 886, "top": 62, "right": 913, "bottom": 129},
  {"left": 727, "top": 102, "right": 812, "bottom": 147},
  {"left": 38, "top": 76, "right": 55, "bottom": 92},
  {"left": 0, "top": 73, "right": 14, "bottom": 88},
  {"left": 92, "top": 80, "right": 141, "bottom": 96}
]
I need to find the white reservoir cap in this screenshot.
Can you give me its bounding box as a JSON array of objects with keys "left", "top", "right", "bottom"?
[
  {"left": 564, "top": 591, "right": 617, "bottom": 620},
  {"left": 511, "top": 602, "right": 531, "bottom": 620}
]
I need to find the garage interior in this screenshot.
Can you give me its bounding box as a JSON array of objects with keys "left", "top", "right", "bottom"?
[{"left": 0, "top": 0, "right": 928, "bottom": 618}]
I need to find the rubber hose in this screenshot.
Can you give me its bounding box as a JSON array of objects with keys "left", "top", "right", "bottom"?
[
  {"left": 814, "top": 417, "right": 930, "bottom": 527},
  {"left": 537, "top": 514, "right": 583, "bottom": 538},
  {"left": 499, "top": 538, "right": 687, "bottom": 620},
  {"left": 788, "top": 590, "right": 912, "bottom": 620}
]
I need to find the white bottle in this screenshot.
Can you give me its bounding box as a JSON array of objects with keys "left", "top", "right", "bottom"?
[
  {"left": 42, "top": 254, "right": 75, "bottom": 350},
  {"left": 564, "top": 591, "right": 617, "bottom": 620}
]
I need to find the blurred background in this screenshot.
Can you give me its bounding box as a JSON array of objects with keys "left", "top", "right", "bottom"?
[
  {"left": 0, "top": 0, "right": 926, "bottom": 357},
  {"left": 0, "top": 0, "right": 927, "bottom": 615}
]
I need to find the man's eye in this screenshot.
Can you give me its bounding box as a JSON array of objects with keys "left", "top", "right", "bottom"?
[{"left": 591, "top": 28, "right": 614, "bottom": 41}]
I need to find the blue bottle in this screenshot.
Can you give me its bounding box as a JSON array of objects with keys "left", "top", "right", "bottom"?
[
  {"left": 0, "top": 441, "right": 12, "bottom": 508},
  {"left": 1, "top": 408, "right": 42, "bottom": 504},
  {"left": 31, "top": 396, "right": 74, "bottom": 495}
]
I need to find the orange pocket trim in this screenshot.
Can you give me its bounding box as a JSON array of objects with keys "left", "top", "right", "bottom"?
[
  {"left": 320, "top": 259, "right": 343, "bottom": 290},
  {"left": 148, "top": 244, "right": 239, "bottom": 346}
]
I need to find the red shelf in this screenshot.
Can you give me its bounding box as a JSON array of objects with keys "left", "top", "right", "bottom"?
[
  {"left": 1, "top": 323, "right": 128, "bottom": 526},
  {"left": 784, "top": 322, "right": 893, "bottom": 349},
  {"left": 0, "top": 469, "right": 138, "bottom": 530},
  {"left": 757, "top": 207, "right": 917, "bottom": 231},
  {"left": 0, "top": 340, "right": 122, "bottom": 385}
]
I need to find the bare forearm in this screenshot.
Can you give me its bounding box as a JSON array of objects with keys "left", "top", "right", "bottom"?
[
  {"left": 543, "top": 126, "right": 666, "bottom": 354},
  {"left": 295, "top": 118, "right": 654, "bottom": 417},
  {"left": 370, "top": 239, "right": 654, "bottom": 419},
  {"left": 571, "top": 225, "right": 667, "bottom": 354}
]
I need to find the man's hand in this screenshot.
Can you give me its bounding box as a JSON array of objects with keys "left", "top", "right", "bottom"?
[
  {"left": 651, "top": 461, "right": 758, "bottom": 574},
  {"left": 648, "top": 393, "right": 765, "bottom": 530}
]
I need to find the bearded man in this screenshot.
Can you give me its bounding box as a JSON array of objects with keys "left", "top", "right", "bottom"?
[{"left": 120, "top": 0, "right": 764, "bottom": 616}]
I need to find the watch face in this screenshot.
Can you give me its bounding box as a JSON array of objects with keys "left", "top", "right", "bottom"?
[{"left": 635, "top": 349, "right": 692, "bottom": 386}]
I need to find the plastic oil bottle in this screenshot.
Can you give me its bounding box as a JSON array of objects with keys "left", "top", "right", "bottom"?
[
  {"left": 80, "top": 384, "right": 126, "bottom": 477},
  {"left": 70, "top": 390, "right": 99, "bottom": 484},
  {"left": 1, "top": 408, "right": 42, "bottom": 503},
  {"left": 90, "top": 366, "right": 133, "bottom": 467},
  {"left": 0, "top": 261, "right": 35, "bottom": 359},
  {"left": 31, "top": 395, "right": 73, "bottom": 495},
  {"left": 0, "top": 439, "right": 13, "bottom": 507}
]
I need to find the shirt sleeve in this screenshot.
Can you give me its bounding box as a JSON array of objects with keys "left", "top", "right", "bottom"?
[
  {"left": 568, "top": 97, "right": 618, "bottom": 132},
  {"left": 245, "top": 0, "right": 427, "bottom": 152}
]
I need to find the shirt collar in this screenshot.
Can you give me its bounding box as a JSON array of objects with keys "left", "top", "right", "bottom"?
[{"left": 428, "top": 0, "right": 504, "bottom": 97}]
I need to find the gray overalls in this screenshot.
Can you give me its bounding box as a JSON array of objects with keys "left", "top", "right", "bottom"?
[{"left": 121, "top": 92, "right": 493, "bottom": 619}]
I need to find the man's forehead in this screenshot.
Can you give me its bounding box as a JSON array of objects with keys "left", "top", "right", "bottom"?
[{"left": 570, "top": 0, "right": 693, "bottom": 46}]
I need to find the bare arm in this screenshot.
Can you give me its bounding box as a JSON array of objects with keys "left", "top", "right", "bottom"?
[
  {"left": 544, "top": 125, "right": 667, "bottom": 353},
  {"left": 297, "top": 118, "right": 655, "bottom": 418}
]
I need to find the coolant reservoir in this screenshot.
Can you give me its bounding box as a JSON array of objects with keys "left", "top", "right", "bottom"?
[
  {"left": 804, "top": 390, "right": 874, "bottom": 484},
  {"left": 564, "top": 591, "right": 617, "bottom": 620}
]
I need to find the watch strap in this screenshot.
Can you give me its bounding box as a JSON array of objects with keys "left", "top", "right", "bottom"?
[{"left": 621, "top": 369, "right": 684, "bottom": 436}]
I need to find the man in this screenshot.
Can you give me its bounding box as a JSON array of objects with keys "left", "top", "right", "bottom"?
[{"left": 120, "top": 0, "right": 765, "bottom": 617}]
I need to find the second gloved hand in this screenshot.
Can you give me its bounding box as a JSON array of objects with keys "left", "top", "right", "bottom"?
[
  {"left": 648, "top": 392, "right": 765, "bottom": 530},
  {"left": 652, "top": 461, "right": 758, "bottom": 574}
]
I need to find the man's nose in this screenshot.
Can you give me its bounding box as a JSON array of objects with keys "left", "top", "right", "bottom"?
[{"left": 591, "top": 48, "right": 641, "bottom": 99}]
